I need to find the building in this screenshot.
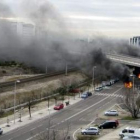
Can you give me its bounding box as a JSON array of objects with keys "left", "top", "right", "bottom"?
[
  {"left": 130, "top": 36, "right": 140, "bottom": 47},
  {"left": 0, "top": 19, "right": 35, "bottom": 41}
]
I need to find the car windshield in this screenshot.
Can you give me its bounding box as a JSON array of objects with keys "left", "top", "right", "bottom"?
[{"left": 122, "top": 129, "right": 127, "bottom": 133}]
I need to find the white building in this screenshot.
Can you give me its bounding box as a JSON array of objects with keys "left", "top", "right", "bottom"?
[
  {"left": 130, "top": 36, "right": 140, "bottom": 47},
  {"left": 0, "top": 19, "right": 35, "bottom": 41}
]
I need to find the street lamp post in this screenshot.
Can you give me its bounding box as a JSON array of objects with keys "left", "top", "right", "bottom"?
[
  {"left": 46, "top": 65, "right": 47, "bottom": 74},
  {"left": 14, "top": 80, "right": 20, "bottom": 124},
  {"left": 48, "top": 108, "right": 51, "bottom": 140},
  {"left": 92, "top": 66, "right": 96, "bottom": 92},
  {"left": 130, "top": 74, "right": 135, "bottom": 94}
]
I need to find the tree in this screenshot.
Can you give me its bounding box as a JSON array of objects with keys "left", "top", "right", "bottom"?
[
  {"left": 24, "top": 91, "right": 36, "bottom": 118},
  {"left": 121, "top": 89, "right": 140, "bottom": 118},
  {"left": 35, "top": 121, "right": 71, "bottom": 140}
]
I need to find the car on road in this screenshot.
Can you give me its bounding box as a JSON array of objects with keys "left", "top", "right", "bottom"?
[
  {"left": 81, "top": 92, "right": 88, "bottom": 98},
  {"left": 123, "top": 135, "right": 140, "bottom": 140},
  {"left": 81, "top": 127, "right": 99, "bottom": 135},
  {"left": 98, "top": 120, "right": 119, "bottom": 129},
  {"left": 104, "top": 110, "right": 119, "bottom": 116},
  {"left": 119, "top": 127, "right": 140, "bottom": 138},
  {"left": 0, "top": 128, "right": 3, "bottom": 135},
  {"left": 81, "top": 92, "right": 92, "bottom": 99},
  {"left": 54, "top": 103, "right": 64, "bottom": 110},
  {"left": 87, "top": 92, "right": 92, "bottom": 96},
  {"left": 95, "top": 87, "right": 103, "bottom": 91}
]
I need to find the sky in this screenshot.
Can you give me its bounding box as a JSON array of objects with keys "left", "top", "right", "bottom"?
[{"left": 4, "top": 0, "right": 140, "bottom": 39}]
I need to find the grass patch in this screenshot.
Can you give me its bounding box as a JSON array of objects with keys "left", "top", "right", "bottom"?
[
  {"left": 122, "top": 116, "right": 136, "bottom": 120},
  {"left": 0, "top": 110, "right": 13, "bottom": 118},
  {"left": 77, "top": 135, "right": 98, "bottom": 140}
]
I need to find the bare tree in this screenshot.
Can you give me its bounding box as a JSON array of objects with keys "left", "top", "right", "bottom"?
[
  {"left": 35, "top": 121, "right": 71, "bottom": 140},
  {"left": 24, "top": 91, "right": 36, "bottom": 118},
  {"left": 121, "top": 89, "right": 140, "bottom": 118}
]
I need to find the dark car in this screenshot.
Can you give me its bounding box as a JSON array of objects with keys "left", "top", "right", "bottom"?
[
  {"left": 87, "top": 92, "right": 92, "bottom": 96},
  {"left": 98, "top": 120, "right": 119, "bottom": 129},
  {"left": 54, "top": 103, "right": 64, "bottom": 110},
  {"left": 0, "top": 128, "right": 3, "bottom": 135}
]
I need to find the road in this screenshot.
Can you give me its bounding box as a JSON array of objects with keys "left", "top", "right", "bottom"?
[{"left": 0, "top": 82, "right": 124, "bottom": 140}]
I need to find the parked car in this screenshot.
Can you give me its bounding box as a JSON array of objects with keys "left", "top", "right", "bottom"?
[
  {"left": 95, "top": 87, "right": 103, "bottom": 91},
  {"left": 54, "top": 103, "right": 64, "bottom": 110},
  {"left": 104, "top": 110, "right": 119, "bottom": 116},
  {"left": 81, "top": 92, "right": 92, "bottom": 99},
  {"left": 123, "top": 135, "right": 140, "bottom": 140},
  {"left": 81, "top": 127, "right": 99, "bottom": 135},
  {"left": 0, "top": 128, "right": 3, "bottom": 135},
  {"left": 119, "top": 127, "right": 140, "bottom": 138},
  {"left": 98, "top": 120, "right": 119, "bottom": 129},
  {"left": 87, "top": 92, "right": 92, "bottom": 96},
  {"left": 102, "top": 81, "right": 111, "bottom": 87},
  {"left": 69, "top": 88, "right": 80, "bottom": 93},
  {"left": 81, "top": 92, "right": 88, "bottom": 99}
]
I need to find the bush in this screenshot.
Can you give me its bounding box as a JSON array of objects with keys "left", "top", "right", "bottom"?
[
  {"left": 122, "top": 116, "right": 136, "bottom": 120},
  {"left": 2, "top": 70, "right": 6, "bottom": 73},
  {"left": 77, "top": 135, "right": 97, "bottom": 140}
]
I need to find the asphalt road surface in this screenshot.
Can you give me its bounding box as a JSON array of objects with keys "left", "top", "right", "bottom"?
[{"left": 0, "top": 82, "right": 124, "bottom": 140}]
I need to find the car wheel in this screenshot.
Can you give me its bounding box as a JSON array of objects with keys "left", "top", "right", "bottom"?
[
  {"left": 101, "top": 127, "right": 103, "bottom": 129},
  {"left": 83, "top": 132, "right": 86, "bottom": 135},
  {"left": 113, "top": 126, "right": 116, "bottom": 129}
]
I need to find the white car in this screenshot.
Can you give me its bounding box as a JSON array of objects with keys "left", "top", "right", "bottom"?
[
  {"left": 104, "top": 110, "right": 118, "bottom": 116},
  {"left": 123, "top": 135, "right": 140, "bottom": 140},
  {"left": 81, "top": 127, "right": 99, "bottom": 135},
  {"left": 95, "top": 87, "right": 103, "bottom": 91}
]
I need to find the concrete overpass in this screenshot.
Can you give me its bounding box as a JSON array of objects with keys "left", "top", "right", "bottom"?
[{"left": 106, "top": 54, "right": 140, "bottom": 67}]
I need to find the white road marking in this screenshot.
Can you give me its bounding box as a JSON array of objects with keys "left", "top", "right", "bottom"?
[
  {"left": 30, "top": 127, "right": 36, "bottom": 131},
  {"left": 37, "top": 124, "right": 42, "bottom": 128}
]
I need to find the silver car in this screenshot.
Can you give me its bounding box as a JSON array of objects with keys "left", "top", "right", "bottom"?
[
  {"left": 104, "top": 110, "right": 119, "bottom": 116},
  {"left": 81, "top": 127, "right": 99, "bottom": 135}
]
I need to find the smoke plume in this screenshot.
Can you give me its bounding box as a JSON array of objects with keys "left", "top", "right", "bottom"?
[{"left": 0, "top": 0, "right": 139, "bottom": 80}]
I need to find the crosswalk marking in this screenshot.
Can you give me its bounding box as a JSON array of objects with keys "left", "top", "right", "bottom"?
[{"left": 94, "top": 92, "right": 123, "bottom": 98}]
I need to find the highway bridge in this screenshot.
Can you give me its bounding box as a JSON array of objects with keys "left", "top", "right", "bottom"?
[{"left": 106, "top": 53, "right": 140, "bottom": 67}]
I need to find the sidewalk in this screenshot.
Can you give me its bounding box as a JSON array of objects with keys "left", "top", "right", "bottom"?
[{"left": 0, "top": 94, "right": 83, "bottom": 134}]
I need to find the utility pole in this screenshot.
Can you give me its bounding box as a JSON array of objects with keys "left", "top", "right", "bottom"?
[
  {"left": 92, "top": 66, "right": 96, "bottom": 92},
  {"left": 65, "top": 62, "right": 68, "bottom": 76},
  {"left": 46, "top": 65, "right": 47, "bottom": 74}
]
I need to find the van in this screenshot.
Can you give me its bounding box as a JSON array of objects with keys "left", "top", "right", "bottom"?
[
  {"left": 119, "top": 127, "right": 140, "bottom": 138},
  {"left": 98, "top": 120, "right": 119, "bottom": 129}
]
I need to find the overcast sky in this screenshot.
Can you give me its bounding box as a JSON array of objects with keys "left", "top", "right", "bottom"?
[{"left": 4, "top": 0, "right": 140, "bottom": 39}]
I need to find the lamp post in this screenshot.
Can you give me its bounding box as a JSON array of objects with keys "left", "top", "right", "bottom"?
[
  {"left": 14, "top": 80, "right": 20, "bottom": 124},
  {"left": 48, "top": 107, "right": 51, "bottom": 140},
  {"left": 92, "top": 66, "right": 96, "bottom": 92},
  {"left": 130, "top": 74, "right": 135, "bottom": 94},
  {"left": 46, "top": 65, "right": 47, "bottom": 74}
]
